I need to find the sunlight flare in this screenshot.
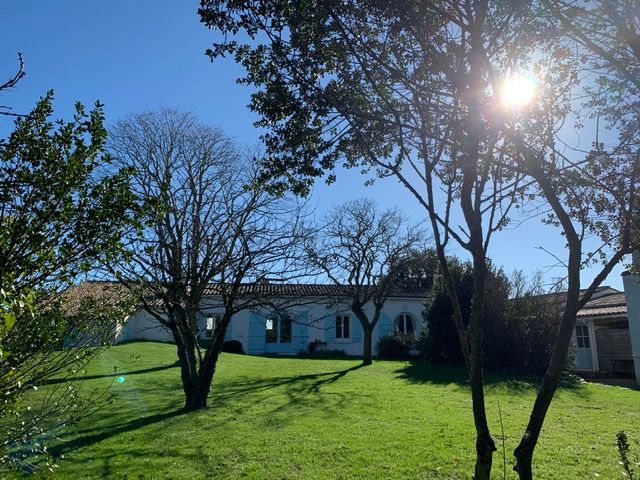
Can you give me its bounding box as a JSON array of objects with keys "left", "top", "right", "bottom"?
[{"left": 501, "top": 75, "right": 537, "bottom": 108}]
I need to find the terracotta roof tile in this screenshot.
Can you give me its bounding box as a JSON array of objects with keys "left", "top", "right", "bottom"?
[
  {"left": 62, "top": 281, "right": 428, "bottom": 305},
  {"left": 577, "top": 293, "right": 627, "bottom": 318},
  {"left": 201, "top": 283, "right": 428, "bottom": 298}
]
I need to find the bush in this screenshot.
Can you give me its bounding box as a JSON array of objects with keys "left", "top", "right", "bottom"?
[
  {"left": 222, "top": 340, "right": 245, "bottom": 354},
  {"left": 377, "top": 333, "right": 411, "bottom": 359},
  {"left": 300, "top": 347, "right": 347, "bottom": 358},
  {"left": 420, "top": 261, "right": 563, "bottom": 376}
]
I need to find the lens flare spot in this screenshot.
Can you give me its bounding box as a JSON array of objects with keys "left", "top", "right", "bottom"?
[
  {"left": 501, "top": 75, "right": 537, "bottom": 108},
  {"left": 117, "top": 376, "right": 125, "bottom": 384}
]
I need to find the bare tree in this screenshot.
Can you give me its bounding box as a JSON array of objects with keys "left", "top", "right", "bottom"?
[
  {"left": 0, "top": 53, "right": 25, "bottom": 117},
  {"left": 308, "top": 199, "right": 425, "bottom": 365},
  {"left": 109, "top": 109, "right": 311, "bottom": 411}
]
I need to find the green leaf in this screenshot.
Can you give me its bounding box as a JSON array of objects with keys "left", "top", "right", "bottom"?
[{"left": 4, "top": 311, "right": 16, "bottom": 331}]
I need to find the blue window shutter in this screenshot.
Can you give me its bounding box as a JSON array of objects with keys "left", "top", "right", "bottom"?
[
  {"left": 248, "top": 312, "right": 265, "bottom": 353},
  {"left": 294, "top": 313, "right": 309, "bottom": 351},
  {"left": 326, "top": 315, "right": 336, "bottom": 342},
  {"left": 224, "top": 314, "right": 233, "bottom": 341},
  {"left": 352, "top": 316, "right": 362, "bottom": 341},
  {"left": 378, "top": 312, "right": 393, "bottom": 338}
]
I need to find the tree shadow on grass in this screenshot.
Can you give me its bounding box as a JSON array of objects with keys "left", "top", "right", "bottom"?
[
  {"left": 217, "top": 363, "right": 364, "bottom": 400},
  {"left": 40, "top": 361, "right": 180, "bottom": 386},
  {"left": 393, "top": 361, "right": 588, "bottom": 393},
  {"left": 213, "top": 364, "right": 365, "bottom": 420},
  {"left": 51, "top": 364, "right": 364, "bottom": 459},
  {"left": 49, "top": 408, "right": 184, "bottom": 459}
]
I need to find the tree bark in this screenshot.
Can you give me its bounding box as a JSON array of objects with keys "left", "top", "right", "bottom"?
[
  {"left": 362, "top": 324, "right": 373, "bottom": 366},
  {"left": 197, "top": 317, "right": 230, "bottom": 407},
  {"left": 174, "top": 328, "right": 207, "bottom": 411},
  {"left": 513, "top": 148, "right": 584, "bottom": 478},
  {"left": 169, "top": 308, "right": 209, "bottom": 412},
  {"left": 513, "top": 306, "right": 578, "bottom": 479},
  {"left": 352, "top": 305, "right": 375, "bottom": 366},
  {"left": 469, "top": 254, "right": 496, "bottom": 480}
]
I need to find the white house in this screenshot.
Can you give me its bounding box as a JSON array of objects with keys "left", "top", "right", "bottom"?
[
  {"left": 106, "top": 283, "right": 429, "bottom": 356},
  {"left": 622, "top": 274, "right": 640, "bottom": 385},
  {"left": 541, "top": 281, "right": 638, "bottom": 384}
]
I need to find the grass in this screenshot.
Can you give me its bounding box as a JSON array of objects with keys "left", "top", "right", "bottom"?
[{"left": 9, "top": 341, "right": 640, "bottom": 479}]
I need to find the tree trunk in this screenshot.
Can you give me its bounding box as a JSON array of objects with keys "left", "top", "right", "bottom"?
[
  {"left": 513, "top": 307, "right": 578, "bottom": 479},
  {"left": 169, "top": 311, "right": 208, "bottom": 412},
  {"left": 513, "top": 158, "right": 584, "bottom": 479},
  {"left": 175, "top": 333, "right": 207, "bottom": 411},
  {"left": 468, "top": 255, "right": 496, "bottom": 480},
  {"left": 362, "top": 324, "right": 373, "bottom": 366},
  {"left": 197, "top": 318, "right": 229, "bottom": 408}
]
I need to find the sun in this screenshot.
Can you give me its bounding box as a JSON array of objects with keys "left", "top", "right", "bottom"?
[{"left": 501, "top": 75, "right": 537, "bottom": 108}]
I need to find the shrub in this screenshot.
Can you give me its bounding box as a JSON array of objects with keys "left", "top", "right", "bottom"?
[
  {"left": 222, "top": 340, "right": 245, "bottom": 354},
  {"left": 301, "top": 347, "right": 347, "bottom": 358},
  {"left": 420, "top": 262, "right": 563, "bottom": 376},
  {"left": 377, "top": 333, "right": 411, "bottom": 359}
]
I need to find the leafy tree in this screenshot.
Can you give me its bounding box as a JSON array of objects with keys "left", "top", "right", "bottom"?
[
  {"left": 394, "top": 248, "right": 440, "bottom": 291},
  {"left": 200, "top": 2, "right": 639, "bottom": 477},
  {"left": 423, "top": 263, "right": 566, "bottom": 376},
  {"left": 0, "top": 93, "right": 138, "bottom": 464},
  {"left": 198, "top": 2, "right": 551, "bottom": 476},
  {"left": 308, "top": 198, "right": 424, "bottom": 365},
  {"left": 504, "top": 3, "right": 640, "bottom": 476},
  {"left": 422, "top": 259, "right": 472, "bottom": 365},
  {"left": 109, "top": 109, "right": 311, "bottom": 411}
]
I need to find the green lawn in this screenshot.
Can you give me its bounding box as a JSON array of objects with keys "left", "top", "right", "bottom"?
[{"left": 12, "top": 342, "right": 640, "bottom": 479}]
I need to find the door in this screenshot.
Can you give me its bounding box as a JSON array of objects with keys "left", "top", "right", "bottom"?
[{"left": 575, "top": 324, "right": 593, "bottom": 370}]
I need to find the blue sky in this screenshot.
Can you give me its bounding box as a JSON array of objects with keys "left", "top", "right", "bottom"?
[{"left": 0, "top": 0, "right": 628, "bottom": 290}]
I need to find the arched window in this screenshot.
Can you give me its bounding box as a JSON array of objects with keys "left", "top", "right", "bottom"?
[{"left": 394, "top": 313, "right": 415, "bottom": 336}]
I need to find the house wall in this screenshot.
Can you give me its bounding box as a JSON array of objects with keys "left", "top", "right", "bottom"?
[
  {"left": 594, "top": 323, "right": 634, "bottom": 375},
  {"left": 116, "top": 295, "right": 426, "bottom": 357},
  {"left": 622, "top": 274, "right": 640, "bottom": 385},
  {"left": 117, "top": 310, "right": 173, "bottom": 343}
]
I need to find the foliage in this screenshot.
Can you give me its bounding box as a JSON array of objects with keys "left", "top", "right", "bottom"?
[
  {"left": 8, "top": 341, "right": 640, "bottom": 479},
  {"left": 0, "top": 93, "right": 137, "bottom": 290},
  {"left": 376, "top": 333, "right": 411, "bottom": 359},
  {"left": 394, "top": 249, "right": 440, "bottom": 291},
  {"left": 301, "top": 348, "right": 347, "bottom": 358},
  {"left": 0, "top": 94, "right": 139, "bottom": 466},
  {"left": 421, "top": 259, "right": 471, "bottom": 365},
  {"left": 616, "top": 431, "right": 637, "bottom": 480},
  {"left": 491, "top": 272, "right": 563, "bottom": 376},
  {"left": 422, "top": 263, "right": 562, "bottom": 376}
]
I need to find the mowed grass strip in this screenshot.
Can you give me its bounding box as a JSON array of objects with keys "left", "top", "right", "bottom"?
[{"left": 13, "top": 342, "right": 640, "bottom": 479}]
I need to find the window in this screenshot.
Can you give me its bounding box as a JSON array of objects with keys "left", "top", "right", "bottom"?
[
  {"left": 394, "top": 313, "right": 415, "bottom": 336},
  {"left": 265, "top": 318, "right": 277, "bottom": 343},
  {"left": 205, "top": 314, "right": 222, "bottom": 338},
  {"left": 265, "top": 314, "right": 292, "bottom": 344},
  {"left": 336, "top": 315, "right": 350, "bottom": 339},
  {"left": 575, "top": 325, "right": 590, "bottom": 348},
  {"left": 280, "top": 316, "right": 292, "bottom": 343}
]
